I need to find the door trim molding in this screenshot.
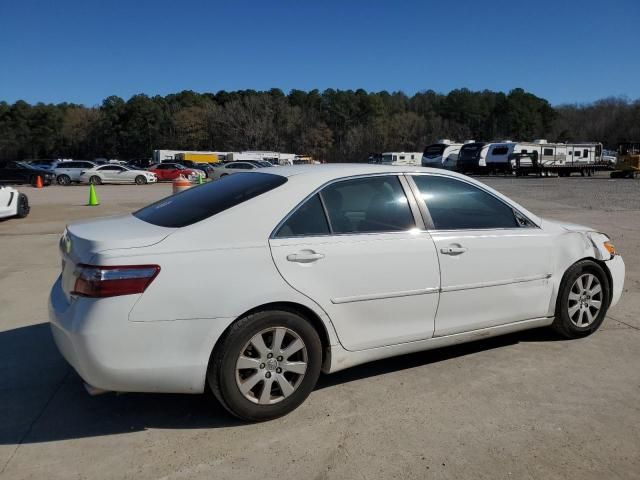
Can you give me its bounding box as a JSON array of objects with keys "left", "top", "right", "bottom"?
[
  {"left": 331, "top": 287, "right": 439, "bottom": 304},
  {"left": 441, "top": 273, "right": 552, "bottom": 293}
]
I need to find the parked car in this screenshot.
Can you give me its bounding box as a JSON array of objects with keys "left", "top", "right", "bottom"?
[
  {"left": 148, "top": 163, "right": 204, "bottom": 182},
  {"left": 49, "top": 165, "right": 624, "bottom": 421},
  {"left": 209, "top": 161, "right": 268, "bottom": 180},
  {"left": 78, "top": 164, "right": 157, "bottom": 185},
  {"left": 0, "top": 161, "right": 55, "bottom": 186},
  {"left": 0, "top": 185, "right": 29, "bottom": 219},
  {"left": 193, "top": 163, "right": 216, "bottom": 178},
  {"left": 28, "top": 159, "right": 59, "bottom": 170},
  {"left": 52, "top": 160, "right": 97, "bottom": 185}
]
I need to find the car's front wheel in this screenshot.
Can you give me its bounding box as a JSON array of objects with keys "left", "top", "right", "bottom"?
[
  {"left": 57, "top": 174, "right": 71, "bottom": 186},
  {"left": 208, "top": 310, "right": 322, "bottom": 421},
  {"left": 135, "top": 175, "right": 147, "bottom": 185},
  {"left": 15, "top": 193, "right": 30, "bottom": 218},
  {"left": 552, "top": 260, "right": 610, "bottom": 338},
  {"left": 89, "top": 175, "right": 102, "bottom": 185}
]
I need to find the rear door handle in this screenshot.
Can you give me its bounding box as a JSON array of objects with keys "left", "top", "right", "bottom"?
[
  {"left": 440, "top": 246, "right": 467, "bottom": 255},
  {"left": 286, "top": 250, "right": 325, "bottom": 263}
]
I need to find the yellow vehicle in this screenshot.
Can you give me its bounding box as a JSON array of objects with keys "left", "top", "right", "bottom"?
[
  {"left": 176, "top": 152, "right": 219, "bottom": 163},
  {"left": 610, "top": 143, "right": 640, "bottom": 178}
]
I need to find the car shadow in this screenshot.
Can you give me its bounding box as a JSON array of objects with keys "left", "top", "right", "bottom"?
[{"left": 0, "top": 322, "right": 565, "bottom": 445}]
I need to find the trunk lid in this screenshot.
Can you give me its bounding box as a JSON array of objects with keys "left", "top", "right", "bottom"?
[{"left": 59, "top": 214, "right": 174, "bottom": 299}]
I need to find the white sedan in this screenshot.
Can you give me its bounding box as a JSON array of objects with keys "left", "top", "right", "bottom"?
[
  {"left": 49, "top": 165, "right": 624, "bottom": 421},
  {"left": 79, "top": 164, "right": 157, "bottom": 185}
]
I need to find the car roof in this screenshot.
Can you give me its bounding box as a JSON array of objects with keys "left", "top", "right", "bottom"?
[{"left": 262, "top": 163, "right": 462, "bottom": 180}]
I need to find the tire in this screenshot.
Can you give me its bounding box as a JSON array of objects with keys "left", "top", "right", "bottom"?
[
  {"left": 57, "top": 174, "right": 71, "bottom": 186},
  {"left": 551, "top": 260, "right": 610, "bottom": 339},
  {"left": 208, "top": 309, "right": 322, "bottom": 422},
  {"left": 89, "top": 175, "right": 102, "bottom": 185},
  {"left": 29, "top": 175, "right": 37, "bottom": 187},
  {"left": 15, "top": 193, "right": 30, "bottom": 218},
  {"left": 135, "top": 175, "right": 147, "bottom": 185}
]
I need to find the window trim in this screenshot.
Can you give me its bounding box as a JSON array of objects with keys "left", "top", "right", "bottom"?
[
  {"left": 405, "top": 173, "right": 540, "bottom": 232},
  {"left": 270, "top": 173, "right": 423, "bottom": 239}
]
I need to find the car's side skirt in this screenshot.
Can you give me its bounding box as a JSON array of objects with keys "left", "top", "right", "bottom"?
[{"left": 325, "top": 317, "right": 554, "bottom": 374}]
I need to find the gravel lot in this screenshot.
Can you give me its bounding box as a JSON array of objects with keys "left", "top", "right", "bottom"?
[{"left": 1, "top": 174, "right": 639, "bottom": 480}]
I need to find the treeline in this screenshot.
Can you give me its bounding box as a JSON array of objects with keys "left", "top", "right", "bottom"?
[{"left": 1, "top": 88, "right": 639, "bottom": 162}]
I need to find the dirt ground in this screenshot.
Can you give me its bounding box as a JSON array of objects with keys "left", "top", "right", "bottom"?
[{"left": 1, "top": 174, "right": 639, "bottom": 480}]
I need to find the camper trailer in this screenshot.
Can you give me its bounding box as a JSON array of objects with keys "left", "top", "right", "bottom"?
[
  {"left": 421, "top": 140, "right": 465, "bottom": 169},
  {"left": 226, "top": 151, "right": 296, "bottom": 165},
  {"left": 381, "top": 152, "right": 422, "bottom": 166},
  {"left": 509, "top": 140, "right": 605, "bottom": 176},
  {"left": 456, "top": 142, "right": 490, "bottom": 173}
]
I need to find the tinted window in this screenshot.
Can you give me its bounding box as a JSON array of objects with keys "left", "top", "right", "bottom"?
[
  {"left": 320, "top": 176, "right": 414, "bottom": 234},
  {"left": 583, "top": 149, "right": 589, "bottom": 157},
  {"left": 134, "top": 172, "right": 287, "bottom": 228},
  {"left": 424, "top": 145, "right": 446, "bottom": 158},
  {"left": 100, "top": 165, "right": 122, "bottom": 171},
  {"left": 275, "top": 194, "right": 329, "bottom": 237},
  {"left": 543, "top": 148, "right": 553, "bottom": 156},
  {"left": 491, "top": 147, "right": 509, "bottom": 155},
  {"left": 412, "top": 175, "right": 518, "bottom": 230}
]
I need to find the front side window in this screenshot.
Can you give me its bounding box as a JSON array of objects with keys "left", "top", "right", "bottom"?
[
  {"left": 412, "top": 175, "right": 519, "bottom": 230},
  {"left": 321, "top": 176, "right": 414, "bottom": 234}
]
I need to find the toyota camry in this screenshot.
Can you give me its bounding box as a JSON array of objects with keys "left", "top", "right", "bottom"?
[{"left": 49, "top": 165, "right": 625, "bottom": 421}]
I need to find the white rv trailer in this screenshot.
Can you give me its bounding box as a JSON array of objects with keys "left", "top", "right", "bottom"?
[
  {"left": 509, "top": 140, "right": 605, "bottom": 176},
  {"left": 225, "top": 151, "right": 296, "bottom": 165},
  {"left": 381, "top": 152, "right": 423, "bottom": 166},
  {"left": 421, "top": 140, "right": 465, "bottom": 169}
]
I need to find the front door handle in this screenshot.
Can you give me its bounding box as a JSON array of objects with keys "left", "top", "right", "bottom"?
[
  {"left": 441, "top": 245, "right": 467, "bottom": 255},
  {"left": 286, "top": 250, "right": 325, "bottom": 263}
]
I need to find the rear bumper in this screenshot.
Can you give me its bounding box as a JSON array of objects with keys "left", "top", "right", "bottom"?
[
  {"left": 605, "top": 255, "right": 625, "bottom": 308},
  {"left": 48, "top": 276, "right": 233, "bottom": 394}
]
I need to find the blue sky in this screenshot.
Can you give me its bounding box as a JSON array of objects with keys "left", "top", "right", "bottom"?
[{"left": 1, "top": 0, "right": 638, "bottom": 106}]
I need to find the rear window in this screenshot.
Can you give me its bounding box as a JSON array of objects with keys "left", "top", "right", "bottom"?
[{"left": 133, "top": 172, "right": 287, "bottom": 228}]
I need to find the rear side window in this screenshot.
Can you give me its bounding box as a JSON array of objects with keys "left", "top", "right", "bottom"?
[
  {"left": 275, "top": 194, "right": 329, "bottom": 237},
  {"left": 321, "top": 176, "right": 414, "bottom": 234},
  {"left": 412, "top": 175, "right": 518, "bottom": 230},
  {"left": 134, "top": 172, "right": 287, "bottom": 228}
]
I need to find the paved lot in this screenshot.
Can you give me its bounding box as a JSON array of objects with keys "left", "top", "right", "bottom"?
[{"left": 1, "top": 175, "right": 639, "bottom": 480}]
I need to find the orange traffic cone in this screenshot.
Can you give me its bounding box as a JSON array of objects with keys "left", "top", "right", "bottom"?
[{"left": 35, "top": 176, "right": 43, "bottom": 188}]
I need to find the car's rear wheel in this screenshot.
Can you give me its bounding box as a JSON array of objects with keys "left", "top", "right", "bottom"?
[
  {"left": 135, "top": 175, "right": 147, "bottom": 185},
  {"left": 16, "top": 193, "right": 30, "bottom": 218},
  {"left": 208, "top": 310, "right": 322, "bottom": 421},
  {"left": 89, "top": 175, "right": 102, "bottom": 185},
  {"left": 57, "top": 174, "right": 71, "bottom": 186},
  {"left": 552, "top": 260, "right": 610, "bottom": 338}
]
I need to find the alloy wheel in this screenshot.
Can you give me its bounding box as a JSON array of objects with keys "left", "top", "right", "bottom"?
[
  {"left": 567, "top": 273, "right": 603, "bottom": 328},
  {"left": 235, "top": 327, "right": 308, "bottom": 405}
]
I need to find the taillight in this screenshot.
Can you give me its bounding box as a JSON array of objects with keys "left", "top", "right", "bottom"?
[{"left": 72, "top": 264, "right": 160, "bottom": 297}]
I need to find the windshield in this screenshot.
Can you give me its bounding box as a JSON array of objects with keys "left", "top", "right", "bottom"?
[
  {"left": 134, "top": 172, "right": 288, "bottom": 228},
  {"left": 459, "top": 144, "right": 485, "bottom": 160},
  {"left": 423, "top": 145, "right": 446, "bottom": 158}
]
